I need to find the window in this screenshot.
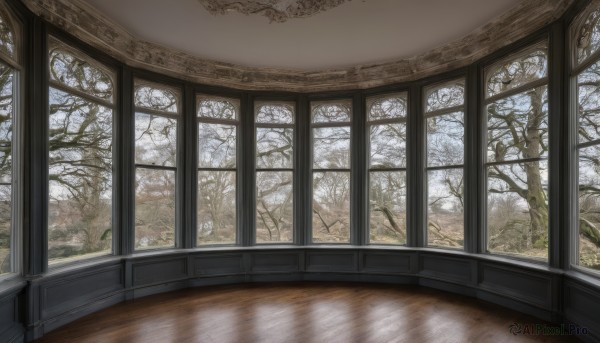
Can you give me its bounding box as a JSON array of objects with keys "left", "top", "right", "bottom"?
[
  {"left": 0, "top": 7, "right": 18, "bottom": 275},
  {"left": 255, "top": 102, "right": 294, "bottom": 243},
  {"left": 311, "top": 100, "right": 351, "bottom": 243},
  {"left": 48, "top": 38, "right": 115, "bottom": 263},
  {"left": 425, "top": 81, "right": 465, "bottom": 248},
  {"left": 367, "top": 93, "right": 407, "bottom": 244},
  {"left": 575, "top": 8, "right": 600, "bottom": 272},
  {"left": 134, "top": 80, "right": 180, "bottom": 250},
  {"left": 197, "top": 95, "right": 239, "bottom": 245},
  {"left": 484, "top": 42, "right": 549, "bottom": 260}
]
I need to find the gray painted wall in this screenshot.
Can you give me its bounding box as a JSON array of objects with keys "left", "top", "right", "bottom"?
[{"left": 0, "top": 248, "right": 598, "bottom": 342}]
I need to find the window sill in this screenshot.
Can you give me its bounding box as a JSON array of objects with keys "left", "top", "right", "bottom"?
[{"left": 0, "top": 275, "right": 26, "bottom": 296}]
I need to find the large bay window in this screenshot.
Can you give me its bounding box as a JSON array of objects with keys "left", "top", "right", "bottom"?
[
  {"left": 484, "top": 42, "right": 549, "bottom": 260},
  {"left": 0, "top": 0, "right": 597, "bottom": 284}
]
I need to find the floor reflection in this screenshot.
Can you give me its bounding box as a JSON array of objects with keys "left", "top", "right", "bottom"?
[{"left": 35, "top": 283, "right": 580, "bottom": 343}]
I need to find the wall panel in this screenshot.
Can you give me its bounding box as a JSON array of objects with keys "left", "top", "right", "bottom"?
[
  {"left": 478, "top": 263, "right": 553, "bottom": 309},
  {"left": 132, "top": 258, "right": 188, "bottom": 287}
]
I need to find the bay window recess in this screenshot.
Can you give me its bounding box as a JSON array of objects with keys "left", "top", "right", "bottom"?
[
  {"left": 424, "top": 80, "right": 465, "bottom": 249},
  {"left": 366, "top": 93, "right": 408, "bottom": 245},
  {"left": 197, "top": 95, "right": 239, "bottom": 245},
  {"left": 484, "top": 41, "right": 549, "bottom": 260},
  {"left": 255, "top": 102, "right": 295, "bottom": 244},
  {"left": 133, "top": 80, "right": 180, "bottom": 250},
  {"left": 0, "top": 7, "right": 18, "bottom": 275},
  {"left": 48, "top": 38, "right": 115, "bottom": 263},
  {"left": 2, "top": 0, "right": 599, "bottom": 282},
  {"left": 574, "top": 7, "right": 600, "bottom": 272},
  {"left": 311, "top": 100, "right": 352, "bottom": 243}
]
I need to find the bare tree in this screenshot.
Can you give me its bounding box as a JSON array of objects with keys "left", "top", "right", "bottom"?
[
  {"left": 0, "top": 62, "right": 13, "bottom": 272},
  {"left": 47, "top": 48, "right": 113, "bottom": 259},
  {"left": 485, "top": 48, "right": 550, "bottom": 256},
  {"left": 197, "top": 99, "right": 238, "bottom": 244}
]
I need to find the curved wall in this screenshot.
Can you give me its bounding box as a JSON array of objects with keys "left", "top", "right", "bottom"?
[
  {"left": 4, "top": 248, "right": 600, "bottom": 342},
  {"left": 21, "top": 0, "right": 574, "bottom": 92},
  {"left": 0, "top": 0, "right": 599, "bottom": 343}
]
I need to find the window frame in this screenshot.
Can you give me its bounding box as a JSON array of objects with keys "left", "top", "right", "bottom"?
[
  {"left": 132, "top": 78, "right": 182, "bottom": 251},
  {"left": 46, "top": 36, "right": 118, "bottom": 266},
  {"left": 196, "top": 94, "right": 241, "bottom": 247},
  {"left": 309, "top": 98, "right": 353, "bottom": 245},
  {"left": 570, "top": 4, "right": 600, "bottom": 276},
  {"left": 365, "top": 92, "right": 409, "bottom": 246},
  {"left": 423, "top": 79, "right": 466, "bottom": 250},
  {"left": 0, "top": 4, "right": 20, "bottom": 278},
  {"left": 482, "top": 40, "right": 551, "bottom": 262},
  {"left": 254, "top": 100, "right": 297, "bottom": 245}
]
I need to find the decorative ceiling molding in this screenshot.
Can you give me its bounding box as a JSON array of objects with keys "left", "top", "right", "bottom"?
[
  {"left": 22, "top": 0, "right": 574, "bottom": 92},
  {"left": 198, "top": 0, "right": 351, "bottom": 23}
]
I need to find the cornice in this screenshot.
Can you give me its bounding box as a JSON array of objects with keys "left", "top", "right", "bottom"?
[{"left": 22, "top": 0, "right": 574, "bottom": 92}]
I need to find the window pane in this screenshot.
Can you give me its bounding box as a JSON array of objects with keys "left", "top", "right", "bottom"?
[
  {"left": 135, "top": 113, "right": 177, "bottom": 167},
  {"left": 256, "top": 127, "right": 293, "bottom": 169},
  {"left": 487, "top": 86, "right": 548, "bottom": 163},
  {"left": 312, "top": 172, "right": 350, "bottom": 243},
  {"left": 486, "top": 44, "right": 547, "bottom": 98},
  {"left": 0, "top": 12, "right": 15, "bottom": 58},
  {"left": 370, "top": 123, "right": 406, "bottom": 168},
  {"left": 256, "top": 103, "right": 294, "bottom": 124},
  {"left": 135, "top": 168, "right": 175, "bottom": 250},
  {"left": 313, "top": 127, "right": 350, "bottom": 169},
  {"left": 427, "top": 111, "right": 464, "bottom": 167},
  {"left": 49, "top": 175, "right": 112, "bottom": 262},
  {"left": 425, "top": 80, "right": 465, "bottom": 113},
  {"left": 312, "top": 101, "right": 351, "bottom": 123},
  {"left": 0, "top": 62, "right": 13, "bottom": 274},
  {"left": 256, "top": 171, "right": 293, "bottom": 243},
  {"left": 0, "top": 64, "right": 13, "bottom": 183},
  {"left": 369, "top": 171, "right": 406, "bottom": 245},
  {"left": 367, "top": 94, "right": 407, "bottom": 121},
  {"left": 198, "top": 171, "right": 236, "bottom": 245},
  {"left": 577, "top": 9, "right": 600, "bottom": 65},
  {"left": 577, "top": 60, "right": 600, "bottom": 143},
  {"left": 134, "top": 84, "right": 179, "bottom": 113},
  {"left": 48, "top": 87, "right": 112, "bottom": 263},
  {"left": 197, "top": 97, "right": 238, "bottom": 120},
  {"left": 49, "top": 45, "right": 114, "bottom": 102},
  {"left": 199, "top": 123, "right": 236, "bottom": 168},
  {"left": 487, "top": 161, "right": 548, "bottom": 259},
  {"left": 427, "top": 169, "right": 464, "bottom": 248},
  {"left": 0, "top": 185, "right": 10, "bottom": 274},
  {"left": 578, "top": 145, "right": 600, "bottom": 270}
]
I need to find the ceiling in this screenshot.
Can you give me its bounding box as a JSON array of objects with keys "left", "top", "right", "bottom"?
[{"left": 82, "top": 0, "right": 522, "bottom": 71}]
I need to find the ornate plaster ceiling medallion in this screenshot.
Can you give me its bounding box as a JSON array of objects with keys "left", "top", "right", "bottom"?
[{"left": 198, "top": 0, "right": 352, "bottom": 23}]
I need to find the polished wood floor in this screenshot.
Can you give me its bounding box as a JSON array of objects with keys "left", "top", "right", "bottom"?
[{"left": 35, "top": 282, "right": 581, "bottom": 343}]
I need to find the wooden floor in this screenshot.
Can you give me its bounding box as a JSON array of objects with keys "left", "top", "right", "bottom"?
[{"left": 35, "top": 282, "right": 581, "bottom": 343}]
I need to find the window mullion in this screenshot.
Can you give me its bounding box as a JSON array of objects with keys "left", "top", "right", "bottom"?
[
  {"left": 297, "top": 95, "right": 309, "bottom": 245},
  {"left": 118, "top": 66, "right": 134, "bottom": 256},
  {"left": 241, "top": 93, "right": 253, "bottom": 246},
  {"left": 184, "top": 83, "right": 196, "bottom": 249}
]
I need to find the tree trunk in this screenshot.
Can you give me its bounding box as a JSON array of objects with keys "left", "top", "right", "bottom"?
[{"left": 524, "top": 87, "right": 548, "bottom": 248}]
